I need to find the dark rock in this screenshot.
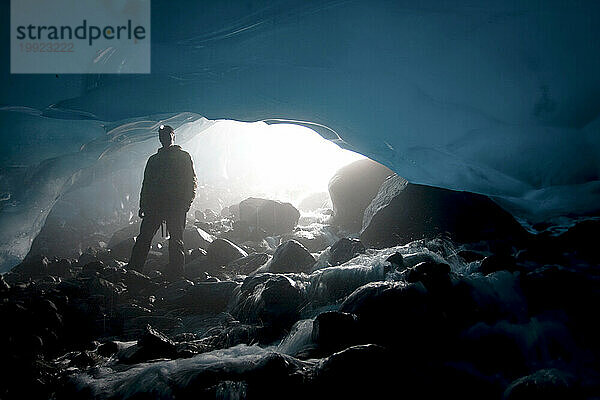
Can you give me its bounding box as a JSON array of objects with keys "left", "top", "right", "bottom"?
[
  {"left": 401, "top": 260, "right": 452, "bottom": 292},
  {"left": 188, "top": 247, "right": 208, "bottom": 261},
  {"left": 242, "top": 352, "right": 309, "bottom": 398},
  {"left": 147, "top": 269, "right": 163, "bottom": 280},
  {"left": 270, "top": 240, "right": 315, "bottom": 274},
  {"left": 123, "top": 269, "right": 154, "bottom": 293},
  {"left": 459, "top": 321, "right": 528, "bottom": 380},
  {"left": 515, "top": 238, "right": 567, "bottom": 266},
  {"left": 232, "top": 274, "right": 303, "bottom": 338},
  {"left": 418, "top": 362, "right": 506, "bottom": 399},
  {"left": 360, "top": 175, "right": 529, "bottom": 248},
  {"left": 238, "top": 197, "right": 300, "bottom": 235},
  {"left": 329, "top": 238, "right": 366, "bottom": 266},
  {"left": 109, "top": 237, "right": 135, "bottom": 261},
  {"left": 1, "top": 272, "right": 20, "bottom": 286},
  {"left": 207, "top": 238, "right": 248, "bottom": 266},
  {"left": 81, "top": 260, "right": 105, "bottom": 276},
  {"left": 97, "top": 340, "right": 120, "bottom": 357},
  {"left": 223, "top": 219, "right": 268, "bottom": 242},
  {"left": 48, "top": 258, "right": 74, "bottom": 278},
  {"left": 69, "top": 350, "right": 101, "bottom": 369},
  {"left": 154, "top": 278, "right": 195, "bottom": 303},
  {"left": 340, "top": 281, "right": 444, "bottom": 350},
  {"left": 281, "top": 229, "right": 333, "bottom": 253},
  {"left": 458, "top": 250, "right": 487, "bottom": 262},
  {"left": 479, "top": 254, "right": 521, "bottom": 275},
  {"left": 312, "top": 311, "right": 359, "bottom": 352},
  {"left": 76, "top": 249, "right": 101, "bottom": 267},
  {"left": 315, "top": 344, "right": 395, "bottom": 398},
  {"left": 519, "top": 265, "right": 600, "bottom": 344},
  {"left": 385, "top": 252, "right": 404, "bottom": 269},
  {"left": 11, "top": 256, "right": 50, "bottom": 278},
  {"left": 108, "top": 224, "right": 139, "bottom": 249},
  {"left": 328, "top": 159, "right": 394, "bottom": 231},
  {"left": 135, "top": 324, "right": 177, "bottom": 360},
  {"left": 556, "top": 219, "right": 600, "bottom": 262},
  {"left": 503, "top": 369, "right": 580, "bottom": 400},
  {"left": 520, "top": 266, "right": 579, "bottom": 314},
  {"left": 84, "top": 276, "right": 126, "bottom": 300},
  {"left": 100, "top": 265, "right": 126, "bottom": 284},
  {"left": 0, "top": 274, "right": 10, "bottom": 292},
  {"left": 226, "top": 253, "right": 269, "bottom": 275},
  {"left": 183, "top": 227, "right": 214, "bottom": 251},
  {"left": 177, "top": 281, "right": 239, "bottom": 314},
  {"left": 172, "top": 332, "right": 197, "bottom": 342},
  {"left": 202, "top": 320, "right": 263, "bottom": 350},
  {"left": 184, "top": 255, "right": 212, "bottom": 279}
]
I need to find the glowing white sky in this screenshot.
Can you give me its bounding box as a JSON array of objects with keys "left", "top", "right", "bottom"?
[{"left": 184, "top": 120, "right": 364, "bottom": 204}]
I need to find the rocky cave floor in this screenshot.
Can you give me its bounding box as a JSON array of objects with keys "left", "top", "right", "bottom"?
[{"left": 1, "top": 209, "right": 600, "bottom": 400}]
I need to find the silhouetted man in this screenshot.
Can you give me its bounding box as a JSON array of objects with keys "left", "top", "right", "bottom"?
[{"left": 128, "top": 124, "right": 197, "bottom": 279}]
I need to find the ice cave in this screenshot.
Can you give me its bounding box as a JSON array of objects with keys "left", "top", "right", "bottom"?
[{"left": 1, "top": 1, "right": 599, "bottom": 399}]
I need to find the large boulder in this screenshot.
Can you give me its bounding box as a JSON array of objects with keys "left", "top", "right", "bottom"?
[
  {"left": 340, "top": 281, "right": 444, "bottom": 350},
  {"left": 270, "top": 240, "right": 315, "bottom": 274},
  {"left": 176, "top": 281, "right": 240, "bottom": 313},
  {"left": 314, "top": 344, "right": 396, "bottom": 398},
  {"left": 226, "top": 253, "right": 270, "bottom": 275},
  {"left": 207, "top": 238, "right": 248, "bottom": 266},
  {"left": 238, "top": 197, "right": 300, "bottom": 236},
  {"left": 328, "top": 159, "right": 394, "bottom": 231},
  {"left": 400, "top": 260, "right": 452, "bottom": 293},
  {"left": 232, "top": 274, "right": 304, "bottom": 339},
  {"left": 311, "top": 311, "right": 359, "bottom": 353},
  {"left": 503, "top": 369, "right": 579, "bottom": 400},
  {"left": 11, "top": 255, "right": 51, "bottom": 279},
  {"left": 109, "top": 237, "right": 135, "bottom": 261},
  {"left": 122, "top": 269, "right": 155, "bottom": 293},
  {"left": 0, "top": 274, "right": 10, "bottom": 292},
  {"left": 281, "top": 227, "right": 334, "bottom": 253},
  {"left": 329, "top": 238, "right": 366, "bottom": 266},
  {"left": 183, "top": 227, "right": 215, "bottom": 251},
  {"left": 360, "top": 174, "right": 529, "bottom": 248},
  {"left": 122, "top": 324, "right": 178, "bottom": 363}
]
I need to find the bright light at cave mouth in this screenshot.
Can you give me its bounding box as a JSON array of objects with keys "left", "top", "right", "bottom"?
[{"left": 183, "top": 119, "right": 365, "bottom": 206}]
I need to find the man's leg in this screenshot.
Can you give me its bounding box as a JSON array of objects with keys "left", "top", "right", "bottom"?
[
  {"left": 165, "top": 210, "right": 186, "bottom": 278},
  {"left": 128, "top": 214, "right": 161, "bottom": 272}
]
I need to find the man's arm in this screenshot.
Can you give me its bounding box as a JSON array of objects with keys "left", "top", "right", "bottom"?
[
  {"left": 184, "top": 153, "right": 197, "bottom": 210},
  {"left": 139, "top": 157, "right": 155, "bottom": 216}
]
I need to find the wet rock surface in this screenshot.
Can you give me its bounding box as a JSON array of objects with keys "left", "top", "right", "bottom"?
[
  {"left": 328, "top": 159, "right": 395, "bottom": 231},
  {"left": 269, "top": 240, "right": 315, "bottom": 274},
  {"left": 207, "top": 238, "right": 248, "bottom": 267},
  {"left": 2, "top": 211, "right": 600, "bottom": 400},
  {"left": 237, "top": 197, "right": 300, "bottom": 236},
  {"left": 503, "top": 369, "right": 581, "bottom": 400},
  {"left": 329, "top": 238, "right": 365, "bottom": 266},
  {"left": 360, "top": 175, "right": 529, "bottom": 248}
]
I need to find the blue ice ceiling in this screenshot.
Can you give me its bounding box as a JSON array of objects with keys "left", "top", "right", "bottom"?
[{"left": 1, "top": 0, "right": 600, "bottom": 268}]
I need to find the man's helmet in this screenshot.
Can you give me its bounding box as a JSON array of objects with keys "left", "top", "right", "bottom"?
[
  {"left": 158, "top": 124, "right": 175, "bottom": 144},
  {"left": 159, "top": 124, "right": 174, "bottom": 134}
]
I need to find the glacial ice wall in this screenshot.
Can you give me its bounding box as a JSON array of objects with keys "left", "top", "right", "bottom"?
[{"left": 1, "top": 0, "right": 600, "bottom": 269}]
